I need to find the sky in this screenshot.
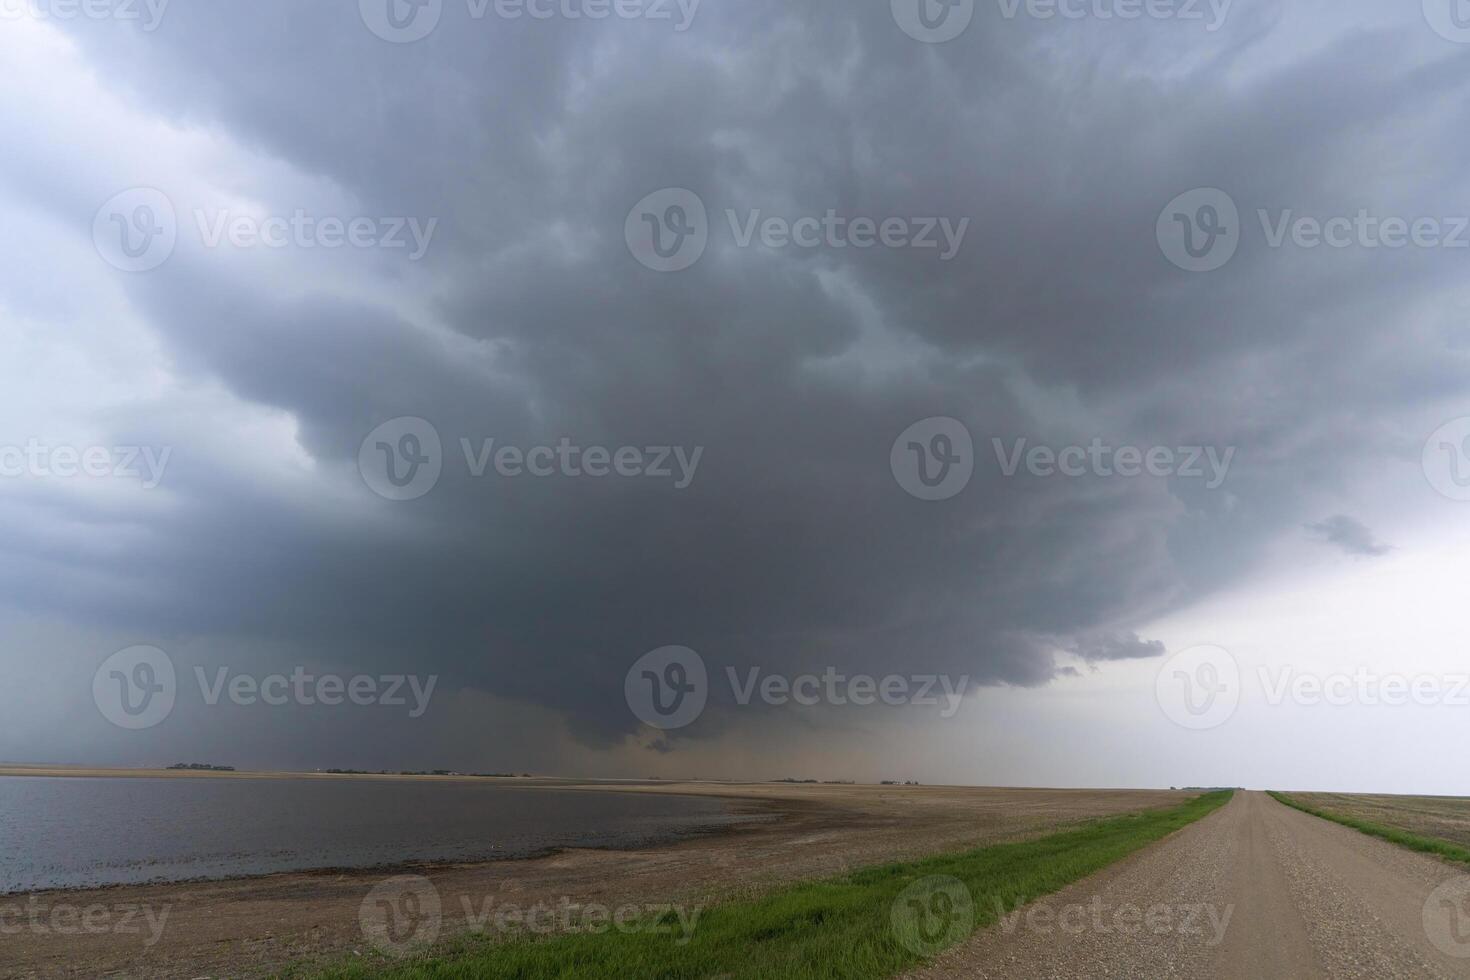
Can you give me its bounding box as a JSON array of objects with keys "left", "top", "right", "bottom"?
[{"left": 2, "top": 0, "right": 1470, "bottom": 793}]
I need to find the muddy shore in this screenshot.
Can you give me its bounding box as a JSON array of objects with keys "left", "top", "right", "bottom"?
[{"left": 0, "top": 770, "right": 1187, "bottom": 979}]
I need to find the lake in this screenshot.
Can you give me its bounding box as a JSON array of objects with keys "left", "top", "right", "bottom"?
[{"left": 0, "top": 776, "right": 751, "bottom": 893}]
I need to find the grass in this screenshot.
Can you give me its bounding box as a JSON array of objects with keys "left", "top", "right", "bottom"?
[
  {"left": 305, "top": 790, "right": 1232, "bottom": 980},
  {"left": 1268, "top": 791, "right": 1470, "bottom": 868}
]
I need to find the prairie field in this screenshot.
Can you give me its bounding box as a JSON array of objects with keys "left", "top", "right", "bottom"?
[{"left": 1287, "top": 792, "right": 1470, "bottom": 852}]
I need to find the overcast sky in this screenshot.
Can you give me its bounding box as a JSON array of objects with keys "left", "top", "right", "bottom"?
[{"left": 3, "top": 0, "right": 1470, "bottom": 793}]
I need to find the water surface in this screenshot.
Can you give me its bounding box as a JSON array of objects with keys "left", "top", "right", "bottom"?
[{"left": 0, "top": 776, "right": 750, "bottom": 893}]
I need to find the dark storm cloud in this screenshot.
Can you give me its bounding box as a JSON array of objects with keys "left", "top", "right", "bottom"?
[
  {"left": 1306, "top": 515, "right": 1391, "bottom": 558},
  {"left": 1069, "top": 633, "right": 1168, "bottom": 664},
  {"left": 10, "top": 0, "right": 1470, "bottom": 761}
]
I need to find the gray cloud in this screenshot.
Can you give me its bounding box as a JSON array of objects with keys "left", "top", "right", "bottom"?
[
  {"left": 1, "top": 0, "right": 1466, "bottom": 772},
  {"left": 1306, "top": 515, "right": 1392, "bottom": 558},
  {"left": 1069, "top": 633, "right": 1168, "bottom": 664}
]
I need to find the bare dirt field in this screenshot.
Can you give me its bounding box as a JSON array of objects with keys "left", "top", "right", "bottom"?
[
  {"left": 0, "top": 772, "right": 1189, "bottom": 979},
  {"left": 1291, "top": 792, "right": 1470, "bottom": 850}
]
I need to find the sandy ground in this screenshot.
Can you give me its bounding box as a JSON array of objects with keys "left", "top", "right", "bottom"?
[
  {"left": 0, "top": 772, "right": 1187, "bottom": 979},
  {"left": 907, "top": 791, "right": 1470, "bottom": 979}
]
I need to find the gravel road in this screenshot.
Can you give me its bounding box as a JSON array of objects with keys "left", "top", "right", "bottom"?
[{"left": 907, "top": 790, "right": 1470, "bottom": 979}]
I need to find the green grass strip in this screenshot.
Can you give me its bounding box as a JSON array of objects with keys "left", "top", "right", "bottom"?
[
  {"left": 1268, "top": 791, "right": 1470, "bottom": 868},
  {"left": 306, "top": 790, "right": 1232, "bottom": 980}
]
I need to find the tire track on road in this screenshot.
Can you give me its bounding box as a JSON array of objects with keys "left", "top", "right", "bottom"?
[{"left": 907, "top": 791, "right": 1470, "bottom": 979}]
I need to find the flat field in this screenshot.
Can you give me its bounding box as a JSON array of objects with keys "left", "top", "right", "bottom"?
[{"left": 1287, "top": 792, "right": 1470, "bottom": 852}]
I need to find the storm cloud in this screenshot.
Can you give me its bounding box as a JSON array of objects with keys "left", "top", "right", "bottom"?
[
  {"left": 1307, "top": 514, "right": 1392, "bottom": 558},
  {"left": 2, "top": 0, "right": 1469, "bottom": 776}
]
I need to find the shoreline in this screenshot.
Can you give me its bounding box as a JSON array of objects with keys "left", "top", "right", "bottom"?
[
  {"left": 0, "top": 764, "right": 689, "bottom": 783},
  {"left": 0, "top": 781, "right": 1192, "bottom": 979},
  {"left": 0, "top": 768, "right": 789, "bottom": 897},
  {"left": 0, "top": 791, "right": 786, "bottom": 899}
]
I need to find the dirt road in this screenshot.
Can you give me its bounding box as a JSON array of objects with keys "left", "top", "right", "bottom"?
[{"left": 909, "top": 790, "right": 1470, "bottom": 979}]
